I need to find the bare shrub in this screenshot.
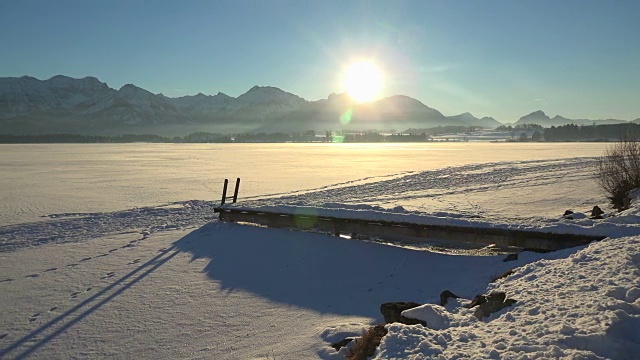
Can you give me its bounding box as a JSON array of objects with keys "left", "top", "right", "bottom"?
[
  {"left": 595, "top": 135, "right": 640, "bottom": 210},
  {"left": 346, "top": 325, "right": 388, "bottom": 360}
]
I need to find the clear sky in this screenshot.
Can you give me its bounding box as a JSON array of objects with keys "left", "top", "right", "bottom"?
[{"left": 1, "top": 0, "right": 639, "bottom": 122}]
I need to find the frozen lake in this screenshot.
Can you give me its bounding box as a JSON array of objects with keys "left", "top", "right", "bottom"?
[
  {"left": 1, "top": 142, "right": 609, "bottom": 227},
  {"left": 3, "top": 142, "right": 638, "bottom": 360}
]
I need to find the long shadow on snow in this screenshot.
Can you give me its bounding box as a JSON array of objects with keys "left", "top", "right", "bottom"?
[
  {"left": 173, "top": 221, "right": 518, "bottom": 318},
  {"left": 1, "top": 246, "right": 180, "bottom": 359}
]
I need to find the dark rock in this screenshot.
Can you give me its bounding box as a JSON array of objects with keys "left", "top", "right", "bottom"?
[
  {"left": 465, "top": 294, "right": 487, "bottom": 308},
  {"left": 473, "top": 292, "right": 517, "bottom": 320},
  {"left": 380, "top": 302, "right": 426, "bottom": 326},
  {"left": 487, "top": 291, "right": 506, "bottom": 303},
  {"left": 503, "top": 253, "right": 519, "bottom": 262},
  {"left": 331, "top": 337, "right": 354, "bottom": 351},
  {"left": 439, "top": 290, "right": 460, "bottom": 306},
  {"left": 591, "top": 205, "right": 604, "bottom": 219},
  {"left": 563, "top": 209, "right": 575, "bottom": 220},
  {"left": 522, "top": 248, "right": 552, "bottom": 254}
]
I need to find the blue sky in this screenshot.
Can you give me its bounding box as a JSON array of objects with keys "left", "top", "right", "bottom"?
[{"left": 1, "top": 0, "right": 638, "bottom": 122}]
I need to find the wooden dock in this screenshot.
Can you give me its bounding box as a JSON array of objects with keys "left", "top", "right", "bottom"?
[{"left": 213, "top": 207, "right": 606, "bottom": 251}]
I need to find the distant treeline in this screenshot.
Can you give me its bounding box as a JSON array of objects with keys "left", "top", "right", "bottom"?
[
  {"left": 404, "top": 126, "right": 482, "bottom": 135},
  {"left": 0, "top": 134, "right": 174, "bottom": 143},
  {"left": 544, "top": 123, "right": 640, "bottom": 141},
  {"left": 0, "top": 132, "right": 321, "bottom": 144},
  {"left": 2, "top": 123, "right": 639, "bottom": 143},
  {"left": 496, "top": 124, "right": 544, "bottom": 131},
  {"left": 0, "top": 131, "right": 432, "bottom": 144},
  {"left": 340, "top": 132, "right": 429, "bottom": 142}
]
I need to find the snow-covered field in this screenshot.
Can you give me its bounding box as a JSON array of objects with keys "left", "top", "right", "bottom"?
[
  {"left": 0, "top": 142, "right": 608, "bottom": 227},
  {"left": 2, "top": 143, "right": 639, "bottom": 359}
]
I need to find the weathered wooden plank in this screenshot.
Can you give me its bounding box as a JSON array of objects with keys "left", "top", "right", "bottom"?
[{"left": 214, "top": 207, "right": 605, "bottom": 251}]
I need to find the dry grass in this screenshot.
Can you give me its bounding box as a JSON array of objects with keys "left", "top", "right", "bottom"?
[{"left": 346, "top": 324, "right": 388, "bottom": 360}]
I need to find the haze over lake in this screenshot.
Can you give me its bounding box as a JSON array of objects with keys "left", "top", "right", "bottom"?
[{"left": 1, "top": 142, "right": 609, "bottom": 227}]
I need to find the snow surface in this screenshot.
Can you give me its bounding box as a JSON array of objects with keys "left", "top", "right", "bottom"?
[
  {"left": 1, "top": 143, "right": 639, "bottom": 359},
  {"left": 0, "top": 142, "right": 610, "bottom": 227}
]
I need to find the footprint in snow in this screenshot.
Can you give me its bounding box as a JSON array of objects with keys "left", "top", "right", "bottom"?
[
  {"left": 101, "top": 272, "right": 115, "bottom": 280},
  {"left": 29, "top": 313, "right": 40, "bottom": 322},
  {"left": 85, "top": 287, "right": 92, "bottom": 292},
  {"left": 49, "top": 306, "right": 58, "bottom": 312},
  {"left": 70, "top": 292, "right": 80, "bottom": 299},
  {"left": 25, "top": 274, "right": 40, "bottom": 279},
  {"left": 44, "top": 267, "right": 58, "bottom": 272},
  {"left": 128, "top": 259, "right": 141, "bottom": 265}
]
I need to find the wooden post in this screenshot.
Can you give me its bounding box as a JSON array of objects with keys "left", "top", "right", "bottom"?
[
  {"left": 232, "top": 177, "right": 241, "bottom": 203},
  {"left": 221, "top": 178, "right": 229, "bottom": 205}
]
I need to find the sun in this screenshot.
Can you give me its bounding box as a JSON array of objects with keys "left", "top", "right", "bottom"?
[{"left": 342, "top": 61, "right": 383, "bottom": 103}]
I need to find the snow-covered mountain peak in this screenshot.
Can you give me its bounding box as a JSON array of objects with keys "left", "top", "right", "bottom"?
[
  {"left": 318, "top": 92, "right": 353, "bottom": 108},
  {"left": 46, "top": 75, "right": 110, "bottom": 93},
  {"left": 0, "top": 75, "right": 115, "bottom": 118},
  {"left": 327, "top": 92, "right": 349, "bottom": 101},
  {"left": 233, "top": 85, "right": 307, "bottom": 113},
  {"left": 119, "top": 83, "right": 144, "bottom": 91},
  {"left": 378, "top": 95, "right": 433, "bottom": 110},
  {"left": 48, "top": 74, "right": 75, "bottom": 82},
  {"left": 116, "top": 84, "right": 159, "bottom": 100},
  {"left": 451, "top": 112, "right": 478, "bottom": 120},
  {"left": 523, "top": 110, "right": 549, "bottom": 119},
  {"left": 240, "top": 85, "right": 284, "bottom": 99}
]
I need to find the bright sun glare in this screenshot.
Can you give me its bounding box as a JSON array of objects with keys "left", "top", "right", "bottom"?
[{"left": 343, "top": 61, "right": 383, "bottom": 103}]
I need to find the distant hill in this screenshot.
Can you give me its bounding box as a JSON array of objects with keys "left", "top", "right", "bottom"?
[
  {"left": 257, "top": 93, "right": 466, "bottom": 133},
  {"left": 514, "top": 110, "right": 631, "bottom": 127},
  {"left": 446, "top": 112, "right": 501, "bottom": 128}
]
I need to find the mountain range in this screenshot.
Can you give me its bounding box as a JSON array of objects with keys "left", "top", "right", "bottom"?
[
  {"left": 514, "top": 110, "right": 638, "bottom": 127},
  {"left": 0, "top": 75, "right": 637, "bottom": 135}
]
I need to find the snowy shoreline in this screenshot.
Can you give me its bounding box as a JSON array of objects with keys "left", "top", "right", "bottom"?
[{"left": 2, "top": 155, "right": 639, "bottom": 359}]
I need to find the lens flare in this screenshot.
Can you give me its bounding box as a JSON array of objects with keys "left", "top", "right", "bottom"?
[
  {"left": 340, "top": 108, "right": 353, "bottom": 125},
  {"left": 294, "top": 208, "right": 318, "bottom": 228}
]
